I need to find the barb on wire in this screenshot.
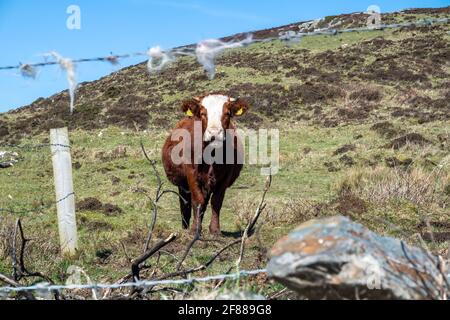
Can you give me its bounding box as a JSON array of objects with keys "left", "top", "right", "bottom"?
[
  {"left": 147, "top": 46, "right": 176, "bottom": 74},
  {"left": 19, "top": 63, "right": 37, "bottom": 79},
  {"left": 46, "top": 52, "right": 77, "bottom": 114},
  {"left": 195, "top": 34, "right": 253, "bottom": 79},
  {"left": 0, "top": 269, "right": 267, "bottom": 295}
]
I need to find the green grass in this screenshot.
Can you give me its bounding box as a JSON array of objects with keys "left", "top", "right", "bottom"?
[{"left": 1, "top": 120, "right": 448, "bottom": 293}]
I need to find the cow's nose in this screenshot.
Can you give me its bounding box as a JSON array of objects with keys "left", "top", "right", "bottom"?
[{"left": 209, "top": 127, "right": 223, "bottom": 136}]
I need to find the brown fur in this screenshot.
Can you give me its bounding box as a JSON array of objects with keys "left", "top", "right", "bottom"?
[{"left": 162, "top": 94, "right": 249, "bottom": 235}]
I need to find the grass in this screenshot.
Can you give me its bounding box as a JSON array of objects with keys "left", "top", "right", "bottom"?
[{"left": 1, "top": 120, "right": 448, "bottom": 294}]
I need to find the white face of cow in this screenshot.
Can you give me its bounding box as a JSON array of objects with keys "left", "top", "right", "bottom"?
[{"left": 201, "top": 94, "right": 229, "bottom": 148}]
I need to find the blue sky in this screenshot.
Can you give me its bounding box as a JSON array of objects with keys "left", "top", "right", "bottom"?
[{"left": 0, "top": 0, "right": 448, "bottom": 112}]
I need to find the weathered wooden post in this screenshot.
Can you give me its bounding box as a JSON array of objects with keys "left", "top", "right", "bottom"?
[{"left": 50, "top": 127, "right": 77, "bottom": 256}]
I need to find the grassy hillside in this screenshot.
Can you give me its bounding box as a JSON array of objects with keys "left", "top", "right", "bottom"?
[{"left": 0, "top": 7, "right": 449, "bottom": 299}]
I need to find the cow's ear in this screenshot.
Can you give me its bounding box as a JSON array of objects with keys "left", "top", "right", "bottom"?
[
  {"left": 181, "top": 99, "right": 199, "bottom": 117},
  {"left": 230, "top": 98, "right": 249, "bottom": 117}
]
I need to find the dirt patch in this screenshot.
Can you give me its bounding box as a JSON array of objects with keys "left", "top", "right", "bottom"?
[
  {"left": 106, "top": 100, "right": 150, "bottom": 130},
  {"left": 77, "top": 197, "right": 123, "bottom": 216},
  {"left": 333, "top": 194, "right": 367, "bottom": 216},
  {"left": 324, "top": 161, "right": 340, "bottom": 172},
  {"left": 77, "top": 197, "right": 103, "bottom": 211},
  {"left": 95, "top": 248, "right": 113, "bottom": 261},
  {"left": 371, "top": 122, "right": 400, "bottom": 138},
  {"left": 0, "top": 120, "right": 9, "bottom": 139},
  {"left": 421, "top": 232, "right": 450, "bottom": 243},
  {"left": 333, "top": 144, "right": 356, "bottom": 156},
  {"left": 385, "top": 133, "right": 430, "bottom": 149},
  {"left": 78, "top": 217, "right": 113, "bottom": 231},
  {"left": 349, "top": 87, "right": 382, "bottom": 102},
  {"left": 364, "top": 62, "right": 429, "bottom": 83},
  {"left": 337, "top": 105, "right": 373, "bottom": 121},
  {"left": 385, "top": 157, "right": 413, "bottom": 168},
  {"left": 111, "top": 176, "right": 121, "bottom": 185},
  {"left": 402, "top": 7, "right": 450, "bottom": 15},
  {"left": 418, "top": 220, "right": 450, "bottom": 230},
  {"left": 294, "top": 82, "right": 345, "bottom": 104},
  {"left": 339, "top": 155, "right": 356, "bottom": 167},
  {"left": 102, "top": 204, "right": 123, "bottom": 216}
]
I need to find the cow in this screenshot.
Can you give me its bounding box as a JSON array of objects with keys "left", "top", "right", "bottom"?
[{"left": 162, "top": 94, "right": 249, "bottom": 236}]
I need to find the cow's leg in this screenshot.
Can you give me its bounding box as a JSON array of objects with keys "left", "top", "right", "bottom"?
[
  {"left": 185, "top": 166, "right": 207, "bottom": 235},
  {"left": 191, "top": 191, "right": 211, "bottom": 235},
  {"left": 178, "top": 186, "right": 191, "bottom": 229},
  {"left": 210, "top": 189, "right": 226, "bottom": 236}
]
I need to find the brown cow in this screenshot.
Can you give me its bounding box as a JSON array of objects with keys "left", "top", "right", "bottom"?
[{"left": 162, "top": 94, "right": 249, "bottom": 235}]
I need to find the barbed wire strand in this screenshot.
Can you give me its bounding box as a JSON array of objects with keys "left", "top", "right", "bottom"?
[
  {"left": 0, "top": 192, "right": 75, "bottom": 215},
  {"left": 0, "top": 17, "right": 447, "bottom": 71},
  {"left": 0, "top": 143, "right": 71, "bottom": 150},
  {"left": 0, "top": 269, "right": 267, "bottom": 294}
]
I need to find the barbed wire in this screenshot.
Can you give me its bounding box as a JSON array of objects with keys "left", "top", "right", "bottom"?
[
  {"left": 0, "top": 192, "right": 75, "bottom": 215},
  {"left": 0, "top": 17, "right": 447, "bottom": 72},
  {"left": 0, "top": 268, "right": 267, "bottom": 295},
  {"left": 0, "top": 53, "right": 148, "bottom": 71},
  {"left": 1, "top": 16, "right": 447, "bottom": 114},
  {"left": 0, "top": 143, "right": 71, "bottom": 150}
]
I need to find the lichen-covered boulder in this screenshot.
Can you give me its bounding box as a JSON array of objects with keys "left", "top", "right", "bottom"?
[{"left": 267, "top": 216, "right": 449, "bottom": 300}]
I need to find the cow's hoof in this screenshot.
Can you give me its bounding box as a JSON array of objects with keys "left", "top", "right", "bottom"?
[
  {"left": 209, "top": 228, "right": 222, "bottom": 237},
  {"left": 189, "top": 227, "right": 202, "bottom": 236}
]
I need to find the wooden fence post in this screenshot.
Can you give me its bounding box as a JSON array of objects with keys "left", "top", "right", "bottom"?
[{"left": 50, "top": 127, "right": 77, "bottom": 256}]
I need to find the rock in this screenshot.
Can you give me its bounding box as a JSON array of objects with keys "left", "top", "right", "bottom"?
[
  {"left": 0, "top": 151, "right": 20, "bottom": 168},
  {"left": 267, "top": 216, "right": 449, "bottom": 300}
]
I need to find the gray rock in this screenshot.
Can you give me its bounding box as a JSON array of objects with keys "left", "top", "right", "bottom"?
[{"left": 267, "top": 216, "right": 449, "bottom": 300}]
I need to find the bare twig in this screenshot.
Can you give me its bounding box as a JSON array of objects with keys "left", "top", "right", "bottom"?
[
  {"left": 0, "top": 272, "right": 21, "bottom": 287},
  {"left": 236, "top": 175, "right": 272, "bottom": 270},
  {"left": 7, "top": 219, "right": 58, "bottom": 300},
  {"left": 132, "top": 233, "right": 177, "bottom": 281},
  {"left": 15, "top": 220, "right": 55, "bottom": 285},
  {"left": 268, "top": 288, "right": 288, "bottom": 300},
  {"left": 140, "top": 141, "right": 187, "bottom": 252},
  {"left": 0, "top": 272, "right": 36, "bottom": 300},
  {"left": 159, "top": 239, "right": 241, "bottom": 281},
  {"left": 176, "top": 205, "right": 202, "bottom": 271}
]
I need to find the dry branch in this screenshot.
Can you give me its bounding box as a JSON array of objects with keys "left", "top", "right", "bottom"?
[
  {"left": 5, "top": 219, "right": 58, "bottom": 300},
  {"left": 236, "top": 175, "right": 272, "bottom": 269},
  {"left": 131, "top": 233, "right": 177, "bottom": 281},
  {"left": 0, "top": 272, "right": 36, "bottom": 300},
  {"left": 140, "top": 141, "right": 187, "bottom": 252}
]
